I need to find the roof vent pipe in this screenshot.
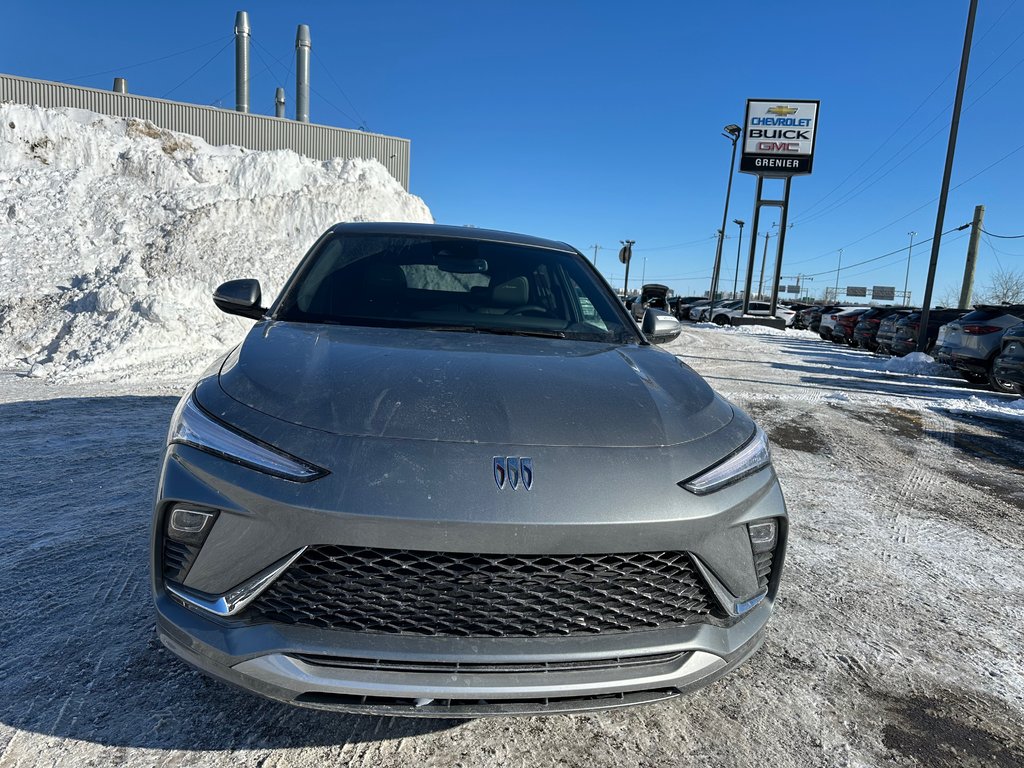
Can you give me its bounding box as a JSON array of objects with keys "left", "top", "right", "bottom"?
[
  {"left": 275, "top": 87, "right": 286, "bottom": 118},
  {"left": 234, "top": 11, "right": 251, "bottom": 113},
  {"left": 295, "top": 24, "right": 311, "bottom": 122},
  {"left": 112, "top": 77, "right": 128, "bottom": 94}
]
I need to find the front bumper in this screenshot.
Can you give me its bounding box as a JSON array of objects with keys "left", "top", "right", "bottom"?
[
  {"left": 152, "top": 380, "right": 788, "bottom": 716},
  {"left": 993, "top": 342, "right": 1024, "bottom": 386},
  {"left": 156, "top": 594, "right": 772, "bottom": 716}
]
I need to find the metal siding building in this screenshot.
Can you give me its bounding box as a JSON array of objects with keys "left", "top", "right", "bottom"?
[{"left": 0, "top": 73, "right": 411, "bottom": 189}]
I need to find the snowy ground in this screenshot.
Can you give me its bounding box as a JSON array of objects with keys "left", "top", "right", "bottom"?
[{"left": 1, "top": 325, "right": 1021, "bottom": 768}]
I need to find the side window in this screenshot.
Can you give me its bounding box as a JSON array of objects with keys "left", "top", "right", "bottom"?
[{"left": 565, "top": 275, "right": 607, "bottom": 330}]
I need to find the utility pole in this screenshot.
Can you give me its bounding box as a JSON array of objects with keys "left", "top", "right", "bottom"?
[
  {"left": 834, "top": 249, "right": 843, "bottom": 298},
  {"left": 903, "top": 232, "right": 916, "bottom": 306},
  {"left": 959, "top": 204, "right": 984, "bottom": 309},
  {"left": 591, "top": 244, "right": 600, "bottom": 266},
  {"left": 918, "top": 0, "right": 978, "bottom": 352}
]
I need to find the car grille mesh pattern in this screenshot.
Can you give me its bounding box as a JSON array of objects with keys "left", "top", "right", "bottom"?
[{"left": 249, "top": 545, "right": 716, "bottom": 637}]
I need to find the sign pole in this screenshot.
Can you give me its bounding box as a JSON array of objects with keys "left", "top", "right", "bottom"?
[
  {"left": 741, "top": 178, "right": 764, "bottom": 314},
  {"left": 769, "top": 176, "right": 792, "bottom": 317}
]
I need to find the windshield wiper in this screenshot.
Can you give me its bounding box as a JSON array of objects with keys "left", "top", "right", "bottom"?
[{"left": 422, "top": 325, "right": 567, "bottom": 339}]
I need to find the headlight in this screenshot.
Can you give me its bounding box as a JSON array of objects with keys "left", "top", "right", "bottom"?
[
  {"left": 168, "top": 394, "right": 326, "bottom": 482},
  {"left": 681, "top": 426, "right": 771, "bottom": 495}
]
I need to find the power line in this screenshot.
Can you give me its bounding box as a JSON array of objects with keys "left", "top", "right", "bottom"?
[
  {"left": 251, "top": 37, "right": 360, "bottom": 126},
  {"left": 981, "top": 228, "right": 1024, "bottom": 238},
  {"left": 312, "top": 49, "right": 368, "bottom": 129},
  {"left": 59, "top": 36, "right": 231, "bottom": 83},
  {"left": 793, "top": 12, "right": 1024, "bottom": 227},
  {"left": 162, "top": 38, "right": 234, "bottom": 99},
  {"left": 799, "top": 224, "right": 969, "bottom": 280}
]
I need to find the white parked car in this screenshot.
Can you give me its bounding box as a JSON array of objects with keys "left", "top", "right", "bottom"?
[
  {"left": 692, "top": 300, "right": 742, "bottom": 322},
  {"left": 707, "top": 301, "right": 796, "bottom": 326}
]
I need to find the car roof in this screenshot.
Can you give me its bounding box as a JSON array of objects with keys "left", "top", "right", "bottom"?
[{"left": 328, "top": 222, "right": 576, "bottom": 253}]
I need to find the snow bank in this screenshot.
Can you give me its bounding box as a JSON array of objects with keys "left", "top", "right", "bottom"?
[
  {"left": 0, "top": 103, "right": 433, "bottom": 381},
  {"left": 883, "top": 351, "right": 952, "bottom": 376},
  {"left": 690, "top": 321, "right": 818, "bottom": 339}
]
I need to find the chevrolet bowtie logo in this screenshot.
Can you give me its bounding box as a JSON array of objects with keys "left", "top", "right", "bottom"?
[{"left": 767, "top": 105, "right": 798, "bottom": 116}]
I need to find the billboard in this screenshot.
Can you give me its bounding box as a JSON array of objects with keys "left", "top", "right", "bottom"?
[
  {"left": 847, "top": 286, "right": 867, "bottom": 297},
  {"left": 740, "top": 100, "right": 820, "bottom": 177},
  {"left": 872, "top": 286, "right": 896, "bottom": 301}
]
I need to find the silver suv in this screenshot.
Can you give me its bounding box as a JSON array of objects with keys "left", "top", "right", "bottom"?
[{"left": 944, "top": 305, "right": 1024, "bottom": 392}]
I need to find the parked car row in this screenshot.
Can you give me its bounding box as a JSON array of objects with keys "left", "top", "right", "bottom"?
[{"left": 797, "top": 302, "right": 1024, "bottom": 395}]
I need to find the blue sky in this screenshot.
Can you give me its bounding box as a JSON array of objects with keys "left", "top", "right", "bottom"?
[{"left": 3, "top": 1, "right": 1023, "bottom": 304}]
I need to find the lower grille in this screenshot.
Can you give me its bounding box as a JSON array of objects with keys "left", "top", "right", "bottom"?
[
  {"left": 754, "top": 550, "right": 774, "bottom": 591},
  {"left": 162, "top": 539, "right": 200, "bottom": 583},
  {"left": 249, "top": 545, "right": 717, "bottom": 637},
  {"left": 293, "top": 650, "right": 686, "bottom": 675}
]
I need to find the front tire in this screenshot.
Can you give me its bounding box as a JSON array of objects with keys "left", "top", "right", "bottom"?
[{"left": 713, "top": 314, "right": 729, "bottom": 326}]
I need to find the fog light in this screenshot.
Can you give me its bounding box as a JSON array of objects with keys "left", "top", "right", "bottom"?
[
  {"left": 748, "top": 519, "right": 778, "bottom": 554},
  {"left": 167, "top": 507, "right": 216, "bottom": 546}
]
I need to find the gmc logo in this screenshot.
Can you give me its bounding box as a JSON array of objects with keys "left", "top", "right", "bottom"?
[{"left": 757, "top": 142, "right": 800, "bottom": 151}]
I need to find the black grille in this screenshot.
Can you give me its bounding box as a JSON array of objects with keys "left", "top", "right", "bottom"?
[
  {"left": 249, "top": 545, "right": 716, "bottom": 637},
  {"left": 162, "top": 538, "right": 200, "bottom": 583},
  {"left": 293, "top": 650, "right": 685, "bottom": 674},
  {"left": 754, "top": 550, "right": 774, "bottom": 591}
]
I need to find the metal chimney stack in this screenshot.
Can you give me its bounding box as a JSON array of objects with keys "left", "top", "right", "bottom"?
[
  {"left": 112, "top": 77, "right": 128, "bottom": 94},
  {"left": 275, "top": 87, "right": 286, "bottom": 118},
  {"left": 295, "top": 24, "right": 311, "bottom": 122},
  {"left": 234, "top": 11, "right": 251, "bottom": 113}
]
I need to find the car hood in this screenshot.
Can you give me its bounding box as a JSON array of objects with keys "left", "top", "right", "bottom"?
[{"left": 216, "top": 322, "right": 738, "bottom": 448}]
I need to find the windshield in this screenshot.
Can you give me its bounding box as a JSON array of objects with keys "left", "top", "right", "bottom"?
[{"left": 274, "top": 233, "right": 637, "bottom": 343}]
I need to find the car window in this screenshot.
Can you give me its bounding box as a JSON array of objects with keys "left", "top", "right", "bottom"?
[{"left": 275, "top": 233, "right": 636, "bottom": 343}]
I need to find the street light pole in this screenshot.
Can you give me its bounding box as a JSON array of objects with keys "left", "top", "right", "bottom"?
[
  {"left": 708, "top": 124, "right": 742, "bottom": 316},
  {"left": 731, "top": 219, "right": 745, "bottom": 299},
  {"left": 903, "top": 231, "right": 916, "bottom": 305}
]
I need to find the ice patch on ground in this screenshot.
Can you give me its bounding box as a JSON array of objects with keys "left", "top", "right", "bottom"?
[{"left": 0, "top": 103, "right": 433, "bottom": 382}]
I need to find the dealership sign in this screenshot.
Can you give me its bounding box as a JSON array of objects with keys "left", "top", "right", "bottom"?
[{"left": 740, "top": 100, "right": 819, "bottom": 177}]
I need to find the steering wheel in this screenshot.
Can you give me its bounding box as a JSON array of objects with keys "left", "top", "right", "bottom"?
[{"left": 507, "top": 305, "right": 549, "bottom": 316}]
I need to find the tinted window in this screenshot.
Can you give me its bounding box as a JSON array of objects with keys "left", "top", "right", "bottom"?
[{"left": 275, "top": 234, "right": 635, "bottom": 343}]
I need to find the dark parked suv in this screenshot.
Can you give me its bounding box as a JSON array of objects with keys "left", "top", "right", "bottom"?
[
  {"left": 993, "top": 322, "right": 1024, "bottom": 395},
  {"left": 890, "top": 308, "right": 965, "bottom": 356},
  {"left": 853, "top": 307, "right": 911, "bottom": 351},
  {"left": 875, "top": 310, "right": 914, "bottom": 355}
]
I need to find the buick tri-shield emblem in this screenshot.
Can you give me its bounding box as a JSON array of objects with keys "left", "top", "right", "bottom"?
[{"left": 493, "top": 457, "right": 533, "bottom": 490}]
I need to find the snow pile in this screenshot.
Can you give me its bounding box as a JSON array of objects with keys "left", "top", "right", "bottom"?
[
  {"left": 0, "top": 103, "right": 433, "bottom": 381},
  {"left": 883, "top": 351, "right": 952, "bottom": 376},
  {"left": 691, "top": 321, "right": 818, "bottom": 339}
]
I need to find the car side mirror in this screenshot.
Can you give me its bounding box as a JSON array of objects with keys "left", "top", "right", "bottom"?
[
  {"left": 642, "top": 309, "right": 682, "bottom": 344},
  {"left": 213, "top": 279, "right": 266, "bottom": 320}
]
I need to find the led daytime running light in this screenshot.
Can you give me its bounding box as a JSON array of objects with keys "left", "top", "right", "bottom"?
[
  {"left": 169, "top": 395, "right": 325, "bottom": 482},
  {"left": 682, "top": 426, "right": 771, "bottom": 495}
]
